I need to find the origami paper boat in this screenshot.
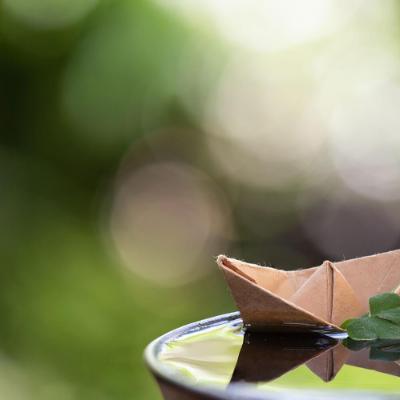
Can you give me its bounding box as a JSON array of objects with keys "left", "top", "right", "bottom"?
[{"left": 217, "top": 250, "right": 400, "bottom": 332}]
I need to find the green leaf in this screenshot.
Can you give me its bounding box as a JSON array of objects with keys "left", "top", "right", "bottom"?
[
  {"left": 367, "top": 318, "right": 400, "bottom": 339},
  {"left": 345, "top": 316, "right": 400, "bottom": 341},
  {"left": 369, "top": 293, "right": 400, "bottom": 315},
  {"left": 343, "top": 292, "right": 400, "bottom": 341},
  {"left": 341, "top": 313, "right": 368, "bottom": 330},
  {"left": 376, "top": 307, "right": 400, "bottom": 325},
  {"left": 345, "top": 317, "right": 378, "bottom": 340},
  {"left": 341, "top": 319, "right": 353, "bottom": 330}
]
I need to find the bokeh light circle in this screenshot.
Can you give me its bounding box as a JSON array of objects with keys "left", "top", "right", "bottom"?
[
  {"left": 110, "top": 161, "right": 232, "bottom": 286},
  {"left": 204, "top": 59, "right": 328, "bottom": 189},
  {"left": 329, "top": 84, "right": 400, "bottom": 202}
]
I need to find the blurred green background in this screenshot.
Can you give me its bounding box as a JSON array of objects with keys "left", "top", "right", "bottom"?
[{"left": 2, "top": 0, "right": 400, "bottom": 398}]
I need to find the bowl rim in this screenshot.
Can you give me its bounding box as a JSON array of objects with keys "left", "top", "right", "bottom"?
[
  {"left": 145, "top": 311, "right": 247, "bottom": 400},
  {"left": 144, "top": 312, "right": 396, "bottom": 400}
]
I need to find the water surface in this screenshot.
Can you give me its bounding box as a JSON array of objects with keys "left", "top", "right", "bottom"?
[{"left": 158, "top": 318, "right": 400, "bottom": 394}]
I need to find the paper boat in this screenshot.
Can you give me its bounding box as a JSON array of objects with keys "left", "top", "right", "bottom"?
[{"left": 217, "top": 250, "right": 400, "bottom": 332}]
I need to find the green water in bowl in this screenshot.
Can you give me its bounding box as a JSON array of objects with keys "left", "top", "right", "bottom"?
[{"left": 158, "top": 320, "right": 400, "bottom": 394}]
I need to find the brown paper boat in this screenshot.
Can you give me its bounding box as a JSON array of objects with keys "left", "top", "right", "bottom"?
[{"left": 217, "top": 250, "right": 400, "bottom": 332}]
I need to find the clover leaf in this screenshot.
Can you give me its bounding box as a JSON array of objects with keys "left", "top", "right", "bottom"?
[
  {"left": 375, "top": 308, "right": 400, "bottom": 325},
  {"left": 342, "top": 292, "right": 400, "bottom": 340},
  {"left": 344, "top": 316, "right": 400, "bottom": 340},
  {"left": 369, "top": 293, "right": 400, "bottom": 315}
]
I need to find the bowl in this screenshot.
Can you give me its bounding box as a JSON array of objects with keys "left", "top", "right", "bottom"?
[{"left": 144, "top": 312, "right": 399, "bottom": 400}]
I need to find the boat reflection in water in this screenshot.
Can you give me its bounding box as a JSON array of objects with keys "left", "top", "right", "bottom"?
[{"left": 231, "top": 332, "right": 400, "bottom": 385}]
